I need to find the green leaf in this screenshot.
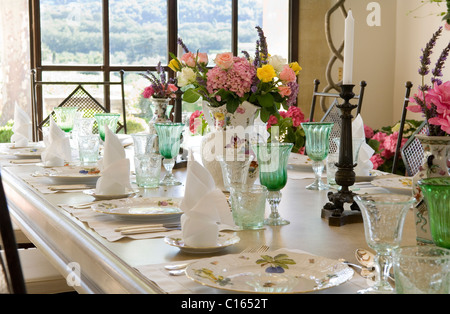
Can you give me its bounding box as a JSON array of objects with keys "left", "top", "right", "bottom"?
[
  {"left": 259, "top": 109, "right": 270, "bottom": 123},
  {"left": 257, "top": 93, "right": 274, "bottom": 108},
  {"left": 182, "top": 88, "right": 201, "bottom": 103},
  {"left": 226, "top": 97, "right": 240, "bottom": 114}
]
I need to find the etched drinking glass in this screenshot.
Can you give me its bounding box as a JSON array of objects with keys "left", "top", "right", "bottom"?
[
  {"left": 301, "top": 122, "right": 334, "bottom": 190},
  {"left": 217, "top": 154, "right": 254, "bottom": 192},
  {"left": 94, "top": 113, "right": 120, "bottom": 141},
  {"left": 353, "top": 193, "right": 416, "bottom": 294},
  {"left": 154, "top": 122, "right": 185, "bottom": 186},
  {"left": 252, "top": 142, "right": 293, "bottom": 226},
  {"left": 54, "top": 107, "right": 78, "bottom": 133}
]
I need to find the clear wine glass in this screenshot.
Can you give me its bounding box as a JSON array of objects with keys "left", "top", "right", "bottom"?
[
  {"left": 154, "top": 122, "right": 185, "bottom": 186},
  {"left": 301, "top": 122, "right": 334, "bottom": 190},
  {"left": 353, "top": 193, "right": 416, "bottom": 294},
  {"left": 252, "top": 142, "right": 293, "bottom": 226}
]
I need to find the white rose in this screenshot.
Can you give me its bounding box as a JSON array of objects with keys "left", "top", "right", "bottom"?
[
  {"left": 177, "top": 68, "right": 196, "bottom": 87},
  {"left": 268, "top": 55, "right": 288, "bottom": 72}
]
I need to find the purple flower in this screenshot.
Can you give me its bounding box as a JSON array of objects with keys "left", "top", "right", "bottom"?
[
  {"left": 177, "top": 37, "right": 189, "bottom": 53},
  {"left": 418, "top": 27, "right": 442, "bottom": 79},
  {"left": 432, "top": 42, "right": 450, "bottom": 85}
]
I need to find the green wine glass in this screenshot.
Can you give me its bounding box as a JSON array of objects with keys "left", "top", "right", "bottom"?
[
  {"left": 154, "top": 122, "right": 185, "bottom": 186},
  {"left": 301, "top": 122, "right": 334, "bottom": 190},
  {"left": 54, "top": 107, "right": 78, "bottom": 133},
  {"left": 253, "top": 142, "right": 293, "bottom": 226},
  {"left": 94, "top": 113, "right": 120, "bottom": 141}
]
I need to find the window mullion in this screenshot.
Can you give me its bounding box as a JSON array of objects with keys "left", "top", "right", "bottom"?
[{"left": 103, "top": 0, "right": 110, "bottom": 111}]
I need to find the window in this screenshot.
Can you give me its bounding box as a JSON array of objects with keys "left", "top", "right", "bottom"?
[{"left": 30, "top": 0, "right": 299, "bottom": 134}]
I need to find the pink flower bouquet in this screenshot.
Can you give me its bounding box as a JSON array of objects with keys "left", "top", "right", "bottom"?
[{"left": 168, "top": 26, "right": 302, "bottom": 122}]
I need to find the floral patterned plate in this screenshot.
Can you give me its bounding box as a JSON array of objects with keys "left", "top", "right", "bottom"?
[
  {"left": 185, "top": 250, "right": 354, "bottom": 294},
  {"left": 83, "top": 189, "right": 139, "bottom": 201},
  {"left": 164, "top": 232, "right": 240, "bottom": 254},
  {"left": 46, "top": 166, "right": 101, "bottom": 184},
  {"left": 371, "top": 177, "right": 413, "bottom": 195},
  {"left": 13, "top": 147, "right": 44, "bottom": 158},
  {"left": 92, "top": 197, "right": 183, "bottom": 222},
  {"left": 288, "top": 153, "right": 313, "bottom": 171}
]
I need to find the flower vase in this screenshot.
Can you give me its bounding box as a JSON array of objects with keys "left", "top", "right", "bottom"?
[
  {"left": 148, "top": 98, "right": 172, "bottom": 151},
  {"left": 200, "top": 101, "right": 260, "bottom": 191},
  {"left": 412, "top": 134, "right": 450, "bottom": 244}
]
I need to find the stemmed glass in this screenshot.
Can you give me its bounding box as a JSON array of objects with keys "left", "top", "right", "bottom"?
[
  {"left": 252, "top": 142, "right": 293, "bottom": 226},
  {"left": 154, "top": 122, "right": 185, "bottom": 186},
  {"left": 301, "top": 122, "right": 334, "bottom": 190},
  {"left": 94, "top": 113, "right": 120, "bottom": 141},
  {"left": 353, "top": 193, "right": 416, "bottom": 294},
  {"left": 54, "top": 107, "right": 78, "bottom": 133}
]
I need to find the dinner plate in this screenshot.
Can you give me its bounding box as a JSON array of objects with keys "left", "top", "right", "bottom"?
[
  {"left": 92, "top": 197, "right": 183, "bottom": 222},
  {"left": 13, "top": 147, "right": 43, "bottom": 158},
  {"left": 83, "top": 189, "right": 139, "bottom": 201},
  {"left": 185, "top": 250, "right": 354, "bottom": 293},
  {"left": 288, "top": 153, "right": 313, "bottom": 171},
  {"left": 164, "top": 232, "right": 240, "bottom": 254},
  {"left": 47, "top": 166, "right": 101, "bottom": 184},
  {"left": 371, "top": 177, "right": 413, "bottom": 195},
  {"left": 355, "top": 170, "right": 389, "bottom": 182}
]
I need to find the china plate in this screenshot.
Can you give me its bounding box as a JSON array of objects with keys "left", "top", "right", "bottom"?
[
  {"left": 13, "top": 147, "right": 43, "bottom": 158},
  {"left": 371, "top": 177, "right": 413, "bottom": 195},
  {"left": 164, "top": 232, "right": 240, "bottom": 254},
  {"left": 355, "top": 170, "right": 389, "bottom": 182},
  {"left": 185, "top": 250, "right": 354, "bottom": 294},
  {"left": 92, "top": 197, "right": 183, "bottom": 222},
  {"left": 288, "top": 153, "right": 313, "bottom": 171},
  {"left": 83, "top": 189, "right": 139, "bottom": 201},
  {"left": 47, "top": 166, "right": 101, "bottom": 184}
]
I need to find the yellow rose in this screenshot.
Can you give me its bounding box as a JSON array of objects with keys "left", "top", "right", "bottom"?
[
  {"left": 214, "top": 112, "right": 225, "bottom": 121},
  {"left": 168, "top": 58, "right": 182, "bottom": 72},
  {"left": 257, "top": 64, "right": 276, "bottom": 83},
  {"left": 289, "top": 62, "right": 302, "bottom": 75}
]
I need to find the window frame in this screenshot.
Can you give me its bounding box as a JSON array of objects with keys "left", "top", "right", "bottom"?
[{"left": 29, "top": 0, "right": 299, "bottom": 125}]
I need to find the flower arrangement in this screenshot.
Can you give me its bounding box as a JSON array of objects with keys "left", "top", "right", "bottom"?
[
  {"left": 367, "top": 120, "right": 422, "bottom": 175},
  {"left": 188, "top": 110, "right": 208, "bottom": 136},
  {"left": 168, "top": 26, "right": 302, "bottom": 122},
  {"left": 407, "top": 26, "right": 450, "bottom": 136},
  {"left": 140, "top": 61, "right": 178, "bottom": 99},
  {"left": 266, "top": 105, "right": 307, "bottom": 153}
]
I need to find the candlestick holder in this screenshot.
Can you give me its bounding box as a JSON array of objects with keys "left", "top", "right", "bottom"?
[
  {"left": 321, "top": 84, "right": 362, "bottom": 226},
  {"left": 173, "top": 84, "right": 188, "bottom": 169}
]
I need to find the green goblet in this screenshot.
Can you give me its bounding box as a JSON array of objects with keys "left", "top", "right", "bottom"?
[
  {"left": 253, "top": 142, "right": 293, "bottom": 226},
  {"left": 94, "top": 113, "right": 120, "bottom": 141},
  {"left": 54, "top": 107, "right": 78, "bottom": 133},
  {"left": 154, "top": 122, "right": 185, "bottom": 186},
  {"left": 301, "top": 122, "right": 334, "bottom": 190}
]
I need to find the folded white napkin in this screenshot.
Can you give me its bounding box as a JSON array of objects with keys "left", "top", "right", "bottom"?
[
  {"left": 353, "top": 115, "right": 374, "bottom": 176},
  {"left": 95, "top": 126, "right": 132, "bottom": 195},
  {"left": 11, "top": 103, "right": 32, "bottom": 147},
  {"left": 41, "top": 118, "right": 72, "bottom": 167},
  {"left": 180, "top": 155, "right": 235, "bottom": 247}
]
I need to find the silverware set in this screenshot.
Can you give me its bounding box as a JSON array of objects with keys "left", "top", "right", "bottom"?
[{"left": 114, "top": 223, "right": 181, "bottom": 235}]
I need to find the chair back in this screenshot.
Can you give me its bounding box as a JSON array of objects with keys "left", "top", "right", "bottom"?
[
  {"left": 392, "top": 81, "right": 413, "bottom": 174},
  {"left": 401, "top": 121, "right": 429, "bottom": 177},
  {"left": 31, "top": 70, "right": 127, "bottom": 141},
  {"left": 0, "top": 169, "right": 26, "bottom": 294},
  {"left": 310, "top": 80, "right": 367, "bottom": 153}
]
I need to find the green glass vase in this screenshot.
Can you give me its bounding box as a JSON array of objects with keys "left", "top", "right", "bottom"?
[
  {"left": 252, "top": 142, "right": 293, "bottom": 226},
  {"left": 419, "top": 177, "right": 450, "bottom": 249},
  {"left": 301, "top": 122, "right": 334, "bottom": 190},
  {"left": 154, "top": 122, "right": 185, "bottom": 186}
]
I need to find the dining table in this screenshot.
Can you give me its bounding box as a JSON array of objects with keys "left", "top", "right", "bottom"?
[{"left": 0, "top": 141, "right": 419, "bottom": 296}]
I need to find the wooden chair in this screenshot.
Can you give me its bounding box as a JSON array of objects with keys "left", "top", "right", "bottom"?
[
  {"left": 0, "top": 169, "right": 74, "bottom": 294},
  {"left": 31, "top": 69, "right": 127, "bottom": 141},
  {"left": 309, "top": 79, "right": 367, "bottom": 153},
  {"left": 392, "top": 81, "right": 414, "bottom": 174}
]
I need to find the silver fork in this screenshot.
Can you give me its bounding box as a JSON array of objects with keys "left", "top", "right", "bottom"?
[{"left": 166, "top": 244, "right": 270, "bottom": 276}]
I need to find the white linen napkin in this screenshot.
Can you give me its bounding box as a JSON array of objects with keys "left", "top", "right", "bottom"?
[
  {"left": 353, "top": 115, "right": 374, "bottom": 176},
  {"left": 11, "top": 103, "right": 32, "bottom": 147},
  {"left": 41, "top": 118, "right": 72, "bottom": 167},
  {"left": 180, "top": 155, "right": 235, "bottom": 247},
  {"left": 95, "top": 125, "right": 132, "bottom": 195}
]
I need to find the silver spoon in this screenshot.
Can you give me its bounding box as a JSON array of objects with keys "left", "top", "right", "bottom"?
[{"left": 355, "top": 248, "right": 375, "bottom": 268}]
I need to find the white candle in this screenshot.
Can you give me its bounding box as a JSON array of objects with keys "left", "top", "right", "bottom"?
[{"left": 343, "top": 10, "right": 354, "bottom": 85}]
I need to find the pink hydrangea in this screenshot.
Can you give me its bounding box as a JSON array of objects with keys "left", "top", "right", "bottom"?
[
  {"left": 370, "top": 154, "right": 384, "bottom": 170},
  {"left": 372, "top": 132, "right": 387, "bottom": 144},
  {"left": 286, "top": 106, "right": 305, "bottom": 127},
  {"left": 206, "top": 57, "right": 255, "bottom": 98},
  {"left": 142, "top": 86, "right": 154, "bottom": 98},
  {"left": 427, "top": 81, "right": 450, "bottom": 134},
  {"left": 266, "top": 115, "right": 278, "bottom": 129},
  {"left": 383, "top": 131, "right": 407, "bottom": 154},
  {"left": 364, "top": 125, "right": 374, "bottom": 139}
]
